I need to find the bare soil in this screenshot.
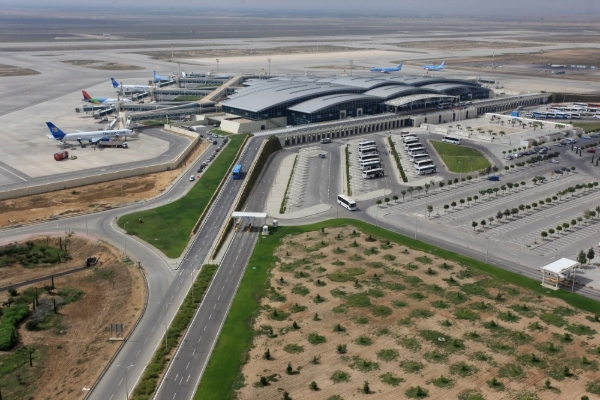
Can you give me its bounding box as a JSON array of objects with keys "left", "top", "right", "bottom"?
[
  {"left": 138, "top": 46, "right": 368, "bottom": 61},
  {"left": 446, "top": 48, "right": 600, "bottom": 68},
  {"left": 0, "top": 63, "right": 39, "bottom": 77},
  {"left": 238, "top": 227, "right": 600, "bottom": 400},
  {"left": 393, "top": 40, "right": 542, "bottom": 50},
  {"left": 61, "top": 60, "right": 144, "bottom": 70},
  {"left": 0, "top": 139, "right": 208, "bottom": 228},
  {"left": 0, "top": 235, "right": 145, "bottom": 400}
]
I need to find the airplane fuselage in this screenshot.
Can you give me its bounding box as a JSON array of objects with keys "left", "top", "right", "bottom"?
[{"left": 59, "top": 129, "right": 133, "bottom": 143}]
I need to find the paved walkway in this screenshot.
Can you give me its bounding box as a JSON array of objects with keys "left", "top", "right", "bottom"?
[{"left": 265, "top": 153, "right": 296, "bottom": 217}]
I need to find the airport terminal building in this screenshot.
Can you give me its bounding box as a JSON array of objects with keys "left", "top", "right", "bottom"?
[{"left": 220, "top": 75, "right": 491, "bottom": 130}]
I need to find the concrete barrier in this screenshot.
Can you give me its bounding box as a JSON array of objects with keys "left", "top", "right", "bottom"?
[{"left": 0, "top": 135, "right": 201, "bottom": 201}]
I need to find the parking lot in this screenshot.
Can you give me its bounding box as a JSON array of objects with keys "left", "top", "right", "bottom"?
[
  {"left": 346, "top": 136, "right": 393, "bottom": 197},
  {"left": 284, "top": 146, "right": 333, "bottom": 213}
]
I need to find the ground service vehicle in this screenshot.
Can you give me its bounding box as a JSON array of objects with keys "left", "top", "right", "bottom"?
[
  {"left": 320, "top": 138, "right": 331, "bottom": 144},
  {"left": 54, "top": 151, "right": 69, "bottom": 161},
  {"left": 232, "top": 164, "right": 242, "bottom": 180},
  {"left": 337, "top": 194, "right": 357, "bottom": 210},
  {"left": 442, "top": 136, "right": 461, "bottom": 145}
]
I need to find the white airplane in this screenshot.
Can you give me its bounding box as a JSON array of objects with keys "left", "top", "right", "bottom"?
[
  {"left": 82, "top": 90, "right": 131, "bottom": 104},
  {"left": 46, "top": 122, "right": 136, "bottom": 146},
  {"left": 423, "top": 61, "right": 445, "bottom": 71},
  {"left": 111, "top": 78, "right": 151, "bottom": 92}
]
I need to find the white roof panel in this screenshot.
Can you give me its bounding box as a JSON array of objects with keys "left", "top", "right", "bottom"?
[{"left": 540, "top": 258, "right": 579, "bottom": 274}]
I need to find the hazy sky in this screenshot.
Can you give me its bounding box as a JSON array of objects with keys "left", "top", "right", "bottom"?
[{"left": 2, "top": 0, "right": 599, "bottom": 16}]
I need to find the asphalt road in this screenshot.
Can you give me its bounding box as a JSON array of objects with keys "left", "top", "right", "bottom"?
[{"left": 153, "top": 145, "right": 279, "bottom": 400}]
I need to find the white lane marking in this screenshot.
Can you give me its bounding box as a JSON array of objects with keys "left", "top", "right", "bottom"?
[
  {"left": 198, "top": 335, "right": 203, "bottom": 343},
  {"left": 218, "top": 295, "right": 221, "bottom": 300},
  {"left": 118, "top": 378, "right": 123, "bottom": 387},
  {"left": 144, "top": 337, "right": 148, "bottom": 344},
  {"left": 0, "top": 165, "right": 26, "bottom": 181},
  {"left": 151, "top": 325, "right": 155, "bottom": 332},
  {"left": 221, "top": 286, "right": 224, "bottom": 291},
  {"left": 213, "top": 304, "right": 216, "bottom": 309},
  {"left": 172, "top": 393, "right": 177, "bottom": 400},
  {"left": 136, "top": 350, "right": 141, "bottom": 357},
  {"left": 179, "top": 376, "right": 184, "bottom": 385},
  {"left": 204, "top": 325, "right": 207, "bottom": 331},
  {"left": 209, "top": 314, "right": 212, "bottom": 320},
  {"left": 187, "top": 374, "right": 191, "bottom": 382},
  {"left": 186, "top": 362, "right": 190, "bottom": 370},
  {"left": 109, "top": 395, "right": 114, "bottom": 400},
  {"left": 193, "top": 348, "right": 196, "bottom": 355}
]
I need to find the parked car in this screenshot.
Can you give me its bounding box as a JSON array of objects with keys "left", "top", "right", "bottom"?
[
  {"left": 554, "top": 169, "right": 564, "bottom": 174},
  {"left": 487, "top": 176, "right": 500, "bottom": 181},
  {"left": 189, "top": 175, "right": 196, "bottom": 181},
  {"left": 554, "top": 142, "right": 563, "bottom": 147},
  {"left": 213, "top": 140, "right": 218, "bottom": 145},
  {"left": 588, "top": 149, "right": 596, "bottom": 153},
  {"left": 561, "top": 167, "right": 569, "bottom": 171},
  {"left": 551, "top": 159, "right": 559, "bottom": 163}
]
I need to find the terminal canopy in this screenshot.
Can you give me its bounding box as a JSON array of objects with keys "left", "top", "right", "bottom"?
[
  {"left": 540, "top": 258, "right": 579, "bottom": 291},
  {"left": 231, "top": 212, "right": 267, "bottom": 219}
]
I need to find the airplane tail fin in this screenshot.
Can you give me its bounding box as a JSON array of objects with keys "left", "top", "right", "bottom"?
[
  {"left": 111, "top": 78, "right": 120, "bottom": 88},
  {"left": 82, "top": 90, "right": 92, "bottom": 100},
  {"left": 440, "top": 61, "right": 445, "bottom": 67},
  {"left": 46, "top": 122, "right": 66, "bottom": 140},
  {"left": 397, "top": 63, "right": 403, "bottom": 70}
]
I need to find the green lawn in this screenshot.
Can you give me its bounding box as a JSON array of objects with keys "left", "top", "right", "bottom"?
[
  {"left": 194, "top": 219, "right": 600, "bottom": 400},
  {"left": 210, "top": 129, "right": 233, "bottom": 136},
  {"left": 573, "top": 122, "right": 600, "bottom": 133},
  {"left": 117, "top": 134, "right": 246, "bottom": 258},
  {"left": 430, "top": 140, "right": 491, "bottom": 173}
]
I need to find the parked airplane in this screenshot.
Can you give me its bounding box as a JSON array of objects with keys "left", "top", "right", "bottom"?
[
  {"left": 423, "top": 61, "right": 445, "bottom": 71},
  {"left": 111, "top": 78, "right": 151, "bottom": 92},
  {"left": 82, "top": 90, "right": 131, "bottom": 104},
  {"left": 153, "top": 70, "right": 172, "bottom": 82},
  {"left": 370, "top": 63, "right": 403, "bottom": 73},
  {"left": 46, "top": 122, "right": 136, "bottom": 146}
]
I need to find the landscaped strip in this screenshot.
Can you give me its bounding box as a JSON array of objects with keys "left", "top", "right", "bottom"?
[
  {"left": 118, "top": 134, "right": 247, "bottom": 258},
  {"left": 388, "top": 136, "right": 408, "bottom": 182},
  {"left": 280, "top": 155, "right": 297, "bottom": 214},
  {"left": 131, "top": 264, "right": 218, "bottom": 400},
  {"left": 0, "top": 304, "right": 29, "bottom": 350},
  {"left": 430, "top": 140, "right": 491, "bottom": 173},
  {"left": 195, "top": 219, "right": 600, "bottom": 400}
]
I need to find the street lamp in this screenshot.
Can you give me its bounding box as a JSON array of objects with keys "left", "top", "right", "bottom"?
[
  {"left": 124, "top": 222, "right": 129, "bottom": 257},
  {"left": 216, "top": 58, "right": 220, "bottom": 74},
  {"left": 268, "top": 58, "right": 271, "bottom": 76},
  {"left": 116, "top": 364, "right": 134, "bottom": 400},
  {"left": 459, "top": 161, "right": 462, "bottom": 181},
  {"left": 485, "top": 237, "right": 490, "bottom": 263},
  {"left": 161, "top": 302, "right": 172, "bottom": 348},
  {"left": 349, "top": 60, "right": 354, "bottom": 76}
]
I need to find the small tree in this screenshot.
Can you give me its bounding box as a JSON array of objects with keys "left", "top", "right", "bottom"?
[
  {"left": 548, "top": 228, "right": 555, "bottom": 235},
  {"left": 264, "top": 348, "right": 271, "bottom": 360},
  {"left": 443, "top": 204, "right": 449, "bottom": 212},
  {"left": 376, "top": 199, "right": 382, "bottom": 207},
  {"left": 427, "top": 205, "right": 433, "bottom": 217},
  {"left": 310, "top": 381, "right": 319, "bottom": 391},
  {"left": 488, "top": 216, "right": 494, "bottom": 225},
  {"left": 571, "top": 219, "right": 577, "bottom": 227},
  {"left": 401, "top": 190, "right": 406, "bottom": 201},
  {"left": 541, "top": 231, "right": 548, "bottom": 240},
  {"left": 481, "top": 220, "right": 486, "bottom": 227},
  {"left": 460, "top": 198, "right": 465, "bottom": 207},
  {"left": 286, "top": 362, "right": 293, "bottom": 374},
  {"left": 407, "top": 187, "right": 415, "bottom": 197},
  {"left": 467, "top": 196, "right": 472, "bottom": 205},
  {"left": 451, "top": 201, "right": 457, "bottom": 209},
  {"left": 588, "top": 247, "right": 595, "bottom": 263},
  {"left": 283, "top": 391, "right": 291, "bottom": 400},
  {"left": 473, "top": 195, "right": 479, "bottom": 202},
  {"left": 496, "top": 211, "right": 503, "bottom": 221},
  {"left": 384, "top": 197, "right": 390, "bottom": 205},
  {"left": 260, "top": 376, "right": 268, "bottom": 386},
  {"left": 472, "top": 221, "right": 478, "bottom": 231},
  {"left": 363, "top": 381, "right": 370, "bottom": 394},
  {"left": 393, "top": 195, "right": 398, "bottom": 203}
]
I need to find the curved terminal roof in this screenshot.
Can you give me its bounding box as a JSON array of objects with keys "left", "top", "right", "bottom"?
[
  {"left": 323, "top": 76, "right": 397, "bottom": 90},
  {"left": 422, "top": 83, "right": 481, "bottom": 92},
  {"left": 288, "top": 94, "right": 376, "bottom": 114},
  {"left": 222, "top": 81, "right": 359, "bottom": 113},
  {"left": 384, "top": 94, "right": 453, "bottom": 107},
  {"left": 364, "top": 85, "right": 438, "bottom": 100}
]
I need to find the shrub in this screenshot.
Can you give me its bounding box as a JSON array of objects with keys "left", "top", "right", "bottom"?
[
  {"left": 330, "top": 370, "right": 351, "bottom": 383},
  {"left": 450, "top": 362, "right": 479, "bottom": 377},
  {"left": 380, "top": 372, "right": 403, "bottom": 386},
  {"left": 355, "top": 335, "right": 373, "bottom": 346},
  {"left": 349, "top": 356, "right": 379, "bottom": 372},
  {"left": 405, "top": 386, "right": 429, "bottom": 398},
  {"left": 283, "top": 344, "right": 304, "bottom": 354},
  {"left": 377, "top": 349, "right": 399, "bottom": 362},
  {"left": 400, "top": 360, "right": 424, "bottom": 373},
  {"left": 308, "top": 332, "right": 326, "bottom": 345},
  {"left": 0, "top": 304, "right": 29, "bottom": 350}
]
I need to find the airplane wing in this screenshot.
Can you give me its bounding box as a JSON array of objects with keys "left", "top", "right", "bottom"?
[{"left": 90, "top": 137, "right": 104, "bottom": 143}]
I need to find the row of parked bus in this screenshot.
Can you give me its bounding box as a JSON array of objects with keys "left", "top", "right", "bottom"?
[
  {"left": 400, "top": 131, "right": 437, "bottom": 175},
  {"left": 358, "top": 140, "right": 385, "bottom": 179}
]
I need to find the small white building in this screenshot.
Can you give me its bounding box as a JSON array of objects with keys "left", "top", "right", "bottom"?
[{"left": 540, "top": 258, "right": 580, "bottom": 291}]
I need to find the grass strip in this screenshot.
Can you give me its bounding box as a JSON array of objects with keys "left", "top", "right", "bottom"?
[
  {"left": 573, "top": 122, "right": 600, "bottom": 133},
  {"left": 172, "top": 95, "right": 203, "bottom": 102},
  {"left": 430, "top": 140, "right": 491, "bottom": 173},
  {"left": 0, "top": 303, "right": 29, "bottom": 350},
  {"left": 280, "top": 155, "right": 297, "bottom": 214},
  {"left": 118, "top": 134, "right": 247, "bottom": 258},
  {"left": 388, "top": 136, "right": 408, "bottom": 182},
  {"left": 195, "top": 219, "right": 600, "bottom": 400},
  {"left": 345, "top": 145, "right": 352, "bottom": 195},
  {"left": 131, "top": 264, "right": 218, "bottom": 400}
]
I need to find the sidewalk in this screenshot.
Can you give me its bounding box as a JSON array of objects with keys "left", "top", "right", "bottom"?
[{"left": 265, "top": 153, "right": 296, "bottom": 217}]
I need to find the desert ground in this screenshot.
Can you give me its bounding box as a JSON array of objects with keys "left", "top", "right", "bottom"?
[
  {"left": 238, "top": 226, "right": 600, "bottom": 400},
  {"left": 0, "top": 235, "right": 145, "bottom": 400}
]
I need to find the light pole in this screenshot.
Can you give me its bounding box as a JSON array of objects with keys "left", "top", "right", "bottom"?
[
  {"left": 485, "top": 237, "right": 490, "bottom": 263},
  {"left": 116, "top": 364, "right": 134, "bottom": 400},
  {"left": 459, "top": 161, "right": 462, "bottom": 181},
  {"left": 349, "top": 60, "right": 354, "bottom": 76},
  {"left": 216, "top": 58, "right": 220, "bottom": 74},
  {"left": 161, "top": 302, "right": 172, "bottom": 348},
  {"left": 268, "top": 58, "right": 271, "bottom": 76}
]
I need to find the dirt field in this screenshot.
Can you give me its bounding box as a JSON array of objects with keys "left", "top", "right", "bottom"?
[
  {"left": 393, "top": 41, "right": 541, "bottom": 50},
  {"left": 0, "top": 139, "right": 208, "bottom": 228},
  {"left": 0, "top": 235, "right": 145, "bottom": 400},
  {"left": 61, "top": 60, "right": 144, "bottom": 70},
  {"left": 138, "top": 46, "right": 368, "bottom": 61},
  {"left": 238, "top": 227, "right": 600, "bottom": 400},
  {"left": 0, "top": 63, "right": 40, "bottom": 77},
  {"left": 444, "top": 48, "right": 600, "bottom": 68}
]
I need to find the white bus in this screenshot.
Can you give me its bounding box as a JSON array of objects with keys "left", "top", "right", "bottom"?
[
  {"left": 360, "top": 161, "right": 382, "bottom": 171},
  {"left": 359, "top": 147, "right": 378, "bottom": 155},
  {"left": 362, "top": 168, "right": 384, "bottom": 179},
  {"left": 415, "top": 165, "right": 437, "bottom": 175},
  {"left": 358, "top": 154, "right": 380, "bottom": 162},
  {"left": 403, "top": 137, "right": 419, "bottom": 146},
  {"left": 571, "top": 113, "right": 581, "bottom": 119},
  {"left": 337, "top": 194, "right": 357, "bottom": 210},
  {"left": 574, "top": 102, "right": 588, "bottom": 108},
  {"left": 442, "top": 136, "right": 461, "bottom": 145},
  {"left": 401, "top": 134, "right": 417, "bottom": 143},
  {"left": 405, "top": 142, "right": 423, "bottom": 151},
  {"left": 410, "top": 153, "right": 430, "bottom": 163},
  {"left": 358, "top": 140, "right": 376, "bottom": 149},
  {"left": 408, "top": 146, "right": 427, "bottom": 156},
  {"left": 320, "top": 137, "right": 331, "bottom": 144},
  {"left": 415, "top": 159, "right": 434, "bottom": 168}
]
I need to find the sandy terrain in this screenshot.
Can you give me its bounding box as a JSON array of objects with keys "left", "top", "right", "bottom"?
[
  {"left": 0, "top": 235, "right": 145, "bottom": 400},
  {"left": 0, "top": 139, "right": 208, "bottom": 228},
  {"left": 447, "top": 48, "right": 600, "bottom": 68},
  {"left": 61, "top": 60, "right": 144, "bottom": 70},
  {"left": 393, "top": 41, "right": 542, "bottom": 50},
  {"left": 238, "top": 226, "right": 600, "bottom": 400}
]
